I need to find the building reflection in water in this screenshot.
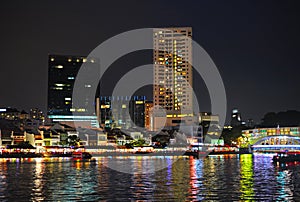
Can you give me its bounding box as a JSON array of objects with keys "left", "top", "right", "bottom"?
[
  {"left": 189, "top": 157, "right": 204, "bottom": 201},
  {"left": 0, "top": 160, "right": 8, "bottom": 200},
  {"left": 275, "top": 168, "right": 293, "bottom": 200},
  {"left": 0, "top": 155, "right": 299, "bottom": 200},
  {"left": 240, "top": 154, "right": 254, "bottom": 200},
  {"left": 31, "top": 158, "right": 46, "bottom": 201}
]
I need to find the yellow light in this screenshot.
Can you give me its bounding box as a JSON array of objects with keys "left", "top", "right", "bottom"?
[
  {"left": 68, "top": 58, "right": 72, "bottom": 62},
  {"left": 50, "top": 58, "right": 55, "bottom": 61},
  {"left": 135, "top": 101, "right": 144, "bottom": 104},
  {"left": 101, "top": 105, "right": 110, "bottom": 109}
]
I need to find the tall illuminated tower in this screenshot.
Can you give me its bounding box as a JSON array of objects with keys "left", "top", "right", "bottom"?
[
  {"left": 47, "top": 54, "right": 100, "bottom": 128},
  {"left": 153, "top": 27, "right": 193, "bottom": 113}
]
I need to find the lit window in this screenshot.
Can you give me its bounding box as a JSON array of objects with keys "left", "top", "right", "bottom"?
[
  {"left": 67, "top": 77, "right": 75, "bottom": 80},
  {"left": 135, "top": 101, "right": 144, "bottom": 104},
  {"left": 68, "top": 58, "right": 72, "bottom": 62},
  {"left": 83, "top": 58, "right": 87, "bottom": 63},
  {"left": 55, "top": 65, "right": 63, "bottom": 69},
  {"left": 85, "top": 84, "right": 91, "bottom": 88},
  {"left": 50, "top": 58, "right": 55, "bottom": 61},
  {"left": 65, "top": 98, "right": 71, "bottom": 101},
  {"left": 55, "top": 84, "right": 65, "bottom": 87}
]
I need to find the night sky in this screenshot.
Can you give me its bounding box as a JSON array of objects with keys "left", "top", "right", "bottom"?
[{"left": 0, "top": 0, "right": 299, "bottom": 124}]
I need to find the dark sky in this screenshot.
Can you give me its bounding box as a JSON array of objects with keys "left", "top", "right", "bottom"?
[{"left": 0, "top": 0, "right": 299, "bottom": 124}]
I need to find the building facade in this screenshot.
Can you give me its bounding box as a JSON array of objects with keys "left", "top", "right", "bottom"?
[
  {"left": 153, "top": 27, "right": 193, "bottom": 112},
  {"left": 145, "top": 101, "right": 153, "bottom": 130},
  {"left": 99, "top": 96, "right": 146, "bottom": 129},
  {"left": 152, "top": 27, "right": 193, "bottom": 129},
  {"left": 230, "top": 108, "right": 242, "bottom": 127},
  {"left": 47, "top": 54, "right": 99, "bottom": 128}
]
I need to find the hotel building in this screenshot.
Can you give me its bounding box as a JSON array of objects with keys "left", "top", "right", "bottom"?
[{"left": 152, "top": 27, "right": 194, "bottom": 130}]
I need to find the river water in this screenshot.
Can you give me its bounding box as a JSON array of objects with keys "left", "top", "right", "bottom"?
[{"left": 0, "top": 154, "right": 299, "bottom": 201}]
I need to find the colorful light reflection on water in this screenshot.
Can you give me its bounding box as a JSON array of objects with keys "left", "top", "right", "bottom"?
[{"left": 0, "top": 155, "right": 299, "bottom": 200}]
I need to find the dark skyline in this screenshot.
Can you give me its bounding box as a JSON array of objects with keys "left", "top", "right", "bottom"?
[{"left": 0, "top": 1, "right": 299, "bottom": 123}]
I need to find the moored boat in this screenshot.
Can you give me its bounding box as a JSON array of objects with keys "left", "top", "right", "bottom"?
[
  {"left": 184, "top": 143, "right": 245, "bottom": 157},
  {"left": 72, "top": 151, "right": 95, "bottom": 162}
]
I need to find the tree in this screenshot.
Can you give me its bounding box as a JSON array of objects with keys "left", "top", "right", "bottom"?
[
  {"left": 67, "top": 135, "right": 81, "bottom": 146},
  {"left": 132, "top": 138, "right": 146, "bottom": 146},
  {"left": 221, "top": 126, "right": 244, "bottom": 145}
]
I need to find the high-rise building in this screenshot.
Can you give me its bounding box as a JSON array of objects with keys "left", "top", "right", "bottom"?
[
  {"left": 231, "top": 108, "right": 242, "bottom": 127},
  {"left": 47, "top": 54, "right": 100, "bottom": 128},
  {"left": 99, "top": 96, "right": 146, "bottom": 129},
  {"left": 129, "top": 97, "right": 146, "bottom": 128},
  {"left": 152, "top": 27, "right": 193, "bottom": 129},
  {"left": 153, "top": 27, "right": 193, "bottom": 112}
]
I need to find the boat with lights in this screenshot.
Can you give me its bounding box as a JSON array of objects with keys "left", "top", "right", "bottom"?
[{"left": 72, "top": 151, "right": 95, "bottom": 162}]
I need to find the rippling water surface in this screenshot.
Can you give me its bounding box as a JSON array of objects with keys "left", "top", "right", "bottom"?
[{"left": 0, "top": 154, "right": 300, "bottom": 201}]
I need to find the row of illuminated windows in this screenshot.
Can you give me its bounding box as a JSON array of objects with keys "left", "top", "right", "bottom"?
[
  {"left": 50, "top": 57, "right": 96, "bottom": 63},
  {"left": 154, "top": 34, "right": 191, "bottom": 38},
  {"left": 155, "top": 70, "right": 189, "bottom": 75},
  {"left": 157, "top": 39, "right": 188, "bottom": 43},
  {"left": 244, "top": 131, "right": 300, "bottom": 137}
]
